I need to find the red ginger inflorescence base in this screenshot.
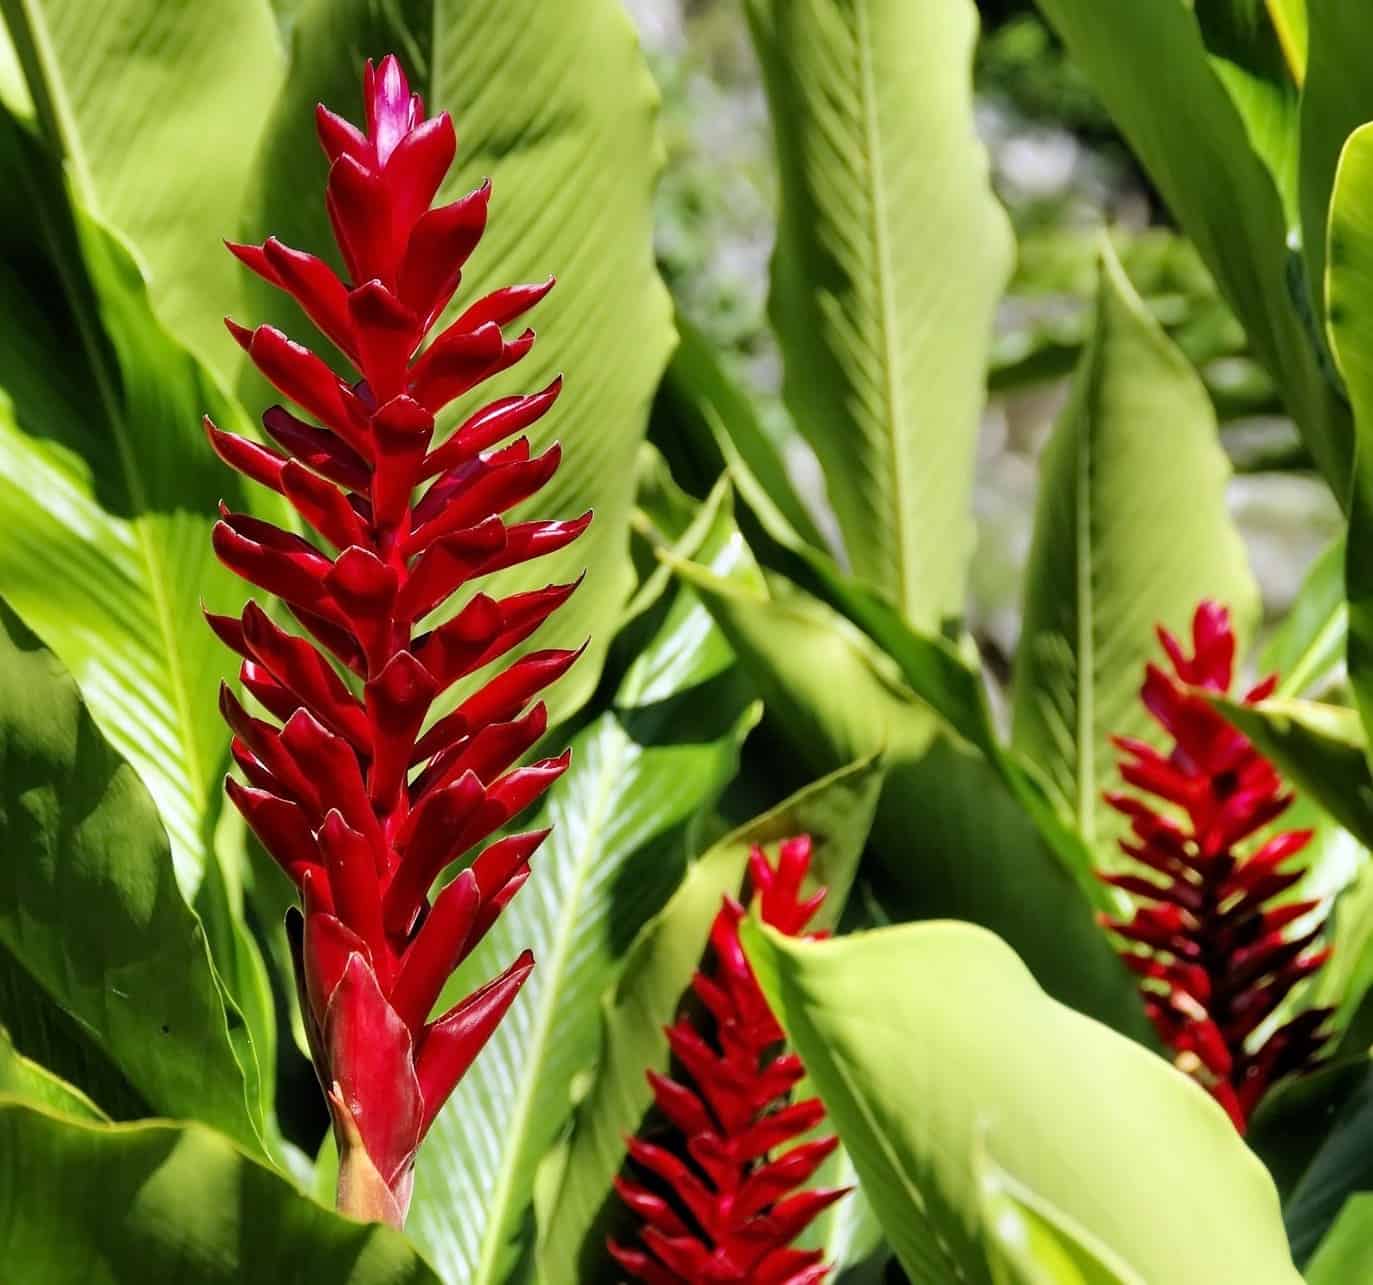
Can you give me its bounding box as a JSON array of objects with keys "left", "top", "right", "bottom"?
[
  {"left": 1103, "top": 601, "right": 1333, "bottom": 1132},
  {"left": 207, "top": 55, "right": 588, "bottom": 1225},
  {"left": 609, "top": 836, "right": 847, "bottom": 1284}
]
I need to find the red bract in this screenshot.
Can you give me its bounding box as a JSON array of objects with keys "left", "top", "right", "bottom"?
[
  {"left": 207, "top": 54, "right": 587, "bottom": 1225},
  {"left": 609, "top": 836, "right": 846, "bottom": 1284},
  {"left": 1102, "top": 601, "right": 1332, "bottom": 1132}
]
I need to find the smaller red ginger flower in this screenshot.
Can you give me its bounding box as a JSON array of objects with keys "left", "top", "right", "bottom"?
[
  {"left": 1103, "top": 600, "right": 1334, "bottom": 1132},
  {"left": 609, "top": 836, "right": 847, "bottom": 1285}
]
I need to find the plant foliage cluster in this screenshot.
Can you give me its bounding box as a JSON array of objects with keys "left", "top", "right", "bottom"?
[{"left": 5, "top": 0, "right": 1373, "bottom": 1282}]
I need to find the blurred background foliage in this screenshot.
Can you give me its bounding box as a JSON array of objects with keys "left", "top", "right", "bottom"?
[{"left": 625, "top": 0, "right": 1342, "bottom": 682}]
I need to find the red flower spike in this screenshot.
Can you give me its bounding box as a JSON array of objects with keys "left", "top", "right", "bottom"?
[
  {"left": 610, "top": 836, "right": 848, "bottom": 1283},
  {"left": 1102, "top": 601, "right": 1334, "bottom": 1132},
  {"left": 208, "top": 54, "right": 586, "bottom": 1228}
]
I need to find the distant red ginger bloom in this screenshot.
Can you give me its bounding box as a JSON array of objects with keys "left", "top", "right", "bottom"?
[
  {"left": 609, "top": 836, "right": 847, "bottom": 1285},
  {"left": 206, "top": 55, "right": 587, "bottom": 1225},
  {"left": 1103, "top": 601, "right": 1333, "bottom": 1132}
]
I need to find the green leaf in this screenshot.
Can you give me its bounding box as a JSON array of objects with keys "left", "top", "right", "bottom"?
[
  {"left": 0, "top": 1026, "right": 106, "bottom": 1123},
  {"left": 0, "top": 1100, "right": 442, "bottom": 1284},
  {"left": 1011, "top": 244, "right": 1259, "bottom": 865},
  {"left": 535, "top": 755, "right": 885, "bottom": 1279},
  {"left": 242, "top": 0, "right": 674, "bottom": 727},
  {"left": 654, "top": 311, "right": 829, "bottom": 554},
  {"left": 742, "top": 920, "right": 1303, "bottom": 1284},
  {"left": 1194, "top": 0, "right": 1302, "bottom": 221},
  {"left": 0, "top": 600, "right": 262, "bottom": 1152},
  {"left": 1299, "top": 0, "right": 1373, "bottom": 331},
  {"left": 1327, "top": 124, "right": 1373, "bottom": 761},
  {"left": 405, "top": 631, "right": 760, "bottom": 1281},
  {"left": 1260, "top": 536, "right": 1346, "bottom": 697},
  {"left": 1211, "top": 696, "right": 1373, "bottom": 849},
  {"left": 1282, "top": 1066, "right": 1373, "bottom": 1266},
  {"left": 0, "top": 0, "right": 283, "bottom": 379},
  {"left": 977, "top": 1148, "right": 1146, "bottom": 1285},
  {"left": 0, "top": 107, "right": 278, "bottom": 1118},
  {"left": 0, "top": 105, "right": 255, "bottom": 902},
  {"left": 1304, "top": 1192, "right": 1373, "bottom": 1283},
  {"left": 1033, "top": 0, "right": 1351, "bottom": 494},
  {"left": 667, "top": 559, "right": 1152, "bottom": 1042},
  {"left": 1247, "top": 1057, "right": 1372, "bottom": 1203},
  {"left": 745, "top": 0, "right": 1011, "bottom": 628}
]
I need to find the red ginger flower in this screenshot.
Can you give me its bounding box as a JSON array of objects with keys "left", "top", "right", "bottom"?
[
  {"left": 205, "top": 55, "right": 588, "bottom": 1225},
  {"left": 609, "top": 836, "right": 847, "bottom": 1284},
  {"left": 1103, "top": 601, "right": 1333, "bottom": 1132}
]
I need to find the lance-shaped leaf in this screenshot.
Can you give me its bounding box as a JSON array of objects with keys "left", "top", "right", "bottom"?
[
  {"left": 1011, "top": 245, "right": 1258, "bottom": 867},
  {"left": 536, "top": 755, "right": 884, "bottom": 1280},
  {"left": 0, "top": 0, "right": 283, "bottom": 378},
  {"left": 242, "top": 0, "right": 673, "bottom": 726},
  {"left": 0, "top": 600, "right": 262, "bottom": 1151},
  {"left": 742, "top": 920, "right": 1303, "bottom": 1284},
  {"left": 0, "top": 1100, "right": 442, "bottom": 1283},
  {"left": 745, "top": 0, "right": 1011, "bottom": 628},
  {"left": 1033, "top": 0, "right": 1351, "bottom": 494},
  {"left": 0, "top": 103, "right": 255, "bottom": 901}
]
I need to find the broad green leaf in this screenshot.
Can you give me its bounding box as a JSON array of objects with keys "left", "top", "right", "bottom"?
[
  {"left": 0, "top": 108, "right": 277, "bottom": 1115},
  {"left": 1260, "top": 536, "right": 1346, "bottom": 697},
  {"left": 1247, "top": 1057, "right": 1372, "bottom": 1202},
  {"left": 1212, "top": 696, "right": 1373, "bottom": 849},
  {"left": 0, "top": 0, "right": 283, "bottom": 379},
  {"left": 405, "top": 625, "right": 760, "bottom": 1282},
  {"left": 242, "top": 0, "right": 673, "bottom": 727},
  {"left": 668, "top": 559, "right": 1152, "bottom": 1042},
  {"left": 1305, "top": 1192, "right": 1373, "bottom": 1283},
  {"left": 0, "top": 601, "right": 261, "bottom": 1152},
  {"left": 536, "top": 755, "right": 884, "bottom": 1279},
  {"left": 1011, "top": 245, "right": 1259, "bottom": 865},
  {"left": 0, "top": 1027, "right": 106, "bottom": 1122},
  {"left": 0, "top": 1100, "right": 441, "bottom": 1284},
  {"left": 977, "top": 1148, "right": 1145, "bottom": 1285},
  {"left": 742, "top": 920, "right": 1302, "bottom": 1284},
  {"left": 745, "top": 0, "right": 1011, "bottom": 628},
  {"left": 1033, "top": 0, "right": 1351, "bottom": 494},
  {"left": 1299, "top": 0, "right": 1373, "bottom": 329},
  {"left": 1282, "top": 1065, "right": 1373, "bottom": 1265},
  {"left": 0, "top": 941, "right": 147, "bottom": 1123},
  {"left": 1327, "top": 124, "right": 1373, "bottom": 760},
  {"left": 0, "top": 105, "right": 254, "bottom": 902}
]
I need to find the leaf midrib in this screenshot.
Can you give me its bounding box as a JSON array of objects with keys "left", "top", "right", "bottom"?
[
  {"left": 1072, "top": 338, "right": 1100, "bottom": 844},
  {"left": 469, "top": 720, "right": 626, "bottom": 1283},
  {"left": 6, "top": 21, "right": 210, "bottom": 838}
]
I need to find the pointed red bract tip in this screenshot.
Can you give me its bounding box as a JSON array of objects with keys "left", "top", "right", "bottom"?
[
  {"left": 610, "top": 836, "right": 844, "bottom": 1282},
  {"left": 207, "top": 53, "right": 580, "bottom": 1225},
  {"left": 1104, "top": 600, "right": 1333, "bottom": 1131}
]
